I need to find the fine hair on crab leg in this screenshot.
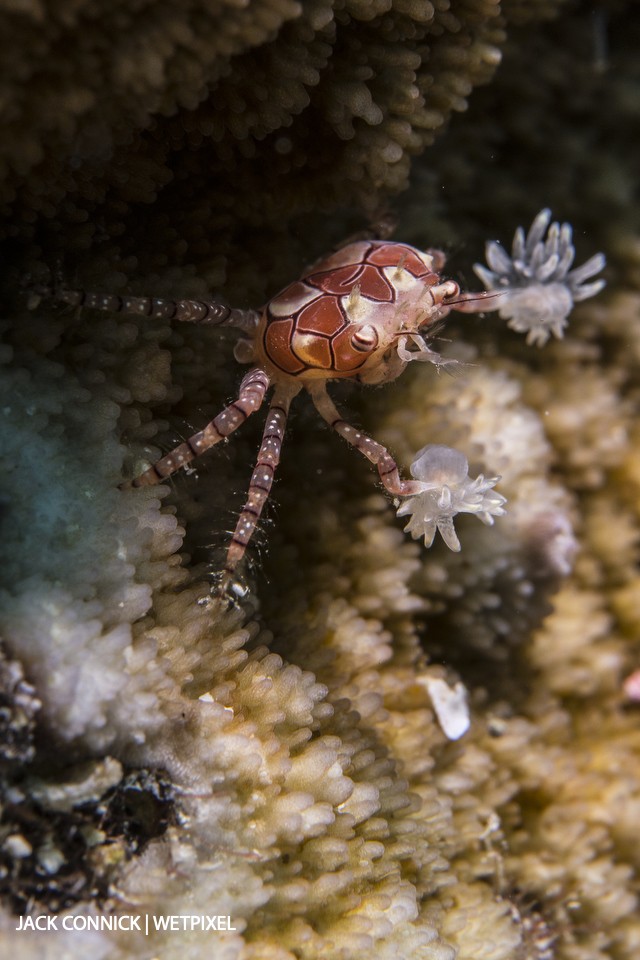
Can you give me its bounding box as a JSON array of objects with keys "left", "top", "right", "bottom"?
[
  {"left": 308, "top": 384, "right": 425, "bottom": 497},
  {"left": 222, "top": 384, "right": 300, "bottom": 586},
  {"left": 121, "top": 367, "right": 271, "bottom": 489},
  {"left": 44, "top": 285, "right": 259, "bottom": 333}
]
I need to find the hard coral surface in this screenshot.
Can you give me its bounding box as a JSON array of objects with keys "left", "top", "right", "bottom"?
[
  {"left": 2, "top": 0, "right": 504, "bottom": 285},
  {"left": 1, "top": 1, "right": 640, "bottom": 959}
]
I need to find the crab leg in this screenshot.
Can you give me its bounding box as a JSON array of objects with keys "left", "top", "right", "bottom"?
[
  {"left": 221, "top": 384, "right": 300, "bottom": 588},
  {"left": 308, "top": 384, "right": 425, "bottom": 497},
  {"left": 46, "top": 286, "right": 259, "bottom": 333},
  {"left": 121, "top": 367, "right": 271, "bottom": 489}
]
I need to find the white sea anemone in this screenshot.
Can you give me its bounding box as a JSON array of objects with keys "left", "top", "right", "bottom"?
[
  {"left": 396, "top": 444, "right": 506, "bottom": 551},
  {"left": 474, "top": 209, "right": 606, "bottom": 346}
]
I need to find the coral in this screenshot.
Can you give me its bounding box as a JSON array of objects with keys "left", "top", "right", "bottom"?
[
  {"left": 0, "top": 341, "right": 183, "bottom": 750},
  {"left": 0, "top": 758, "right": 175, "bottom": 914},
  {"left": 0, "top": 649, "right": 40, "bottom": 772},
  {"left": 0, "top": 0, "right": 507, "bottom": 285},
  {"left": 1, "top": 1, "right": 640, "bottom": 959}
]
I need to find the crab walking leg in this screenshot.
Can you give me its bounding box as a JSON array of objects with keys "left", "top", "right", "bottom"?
[
  {"left": 50, "top": 287, "right": 259, "bottom": 332},
  {"left": 121, "top": 368, "right": 271, "bottom": 489},
  {"left": 309, "top": 384, "right": 426, "bottom": 497},
  {"left": 222, "top": 385, "right": 300, "bottom": 584}
]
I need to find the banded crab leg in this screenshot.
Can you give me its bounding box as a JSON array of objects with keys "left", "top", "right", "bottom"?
[
  {"left": 127, "top": 373, "right": 297, "bottom": 594},
  {"left": 308, "top": 383, "right": 426, "bottom": 497},
  {"left": 42, "top": 286, "right": 260, "bottom": 333},
  {"left": 221, "top": 384, "right": 300, "bottom": 592},
  {"left": 121, "top": 367, "right": 271, "bottom": 489}
]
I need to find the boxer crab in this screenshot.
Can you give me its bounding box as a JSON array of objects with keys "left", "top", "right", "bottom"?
[{"left": 44, "top": 210, "right": 605, "bottom": 594}]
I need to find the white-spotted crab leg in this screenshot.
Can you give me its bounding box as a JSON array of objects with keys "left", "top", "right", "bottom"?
[
  {"left": 221, "top": 384, "right": 300, "bottom": 590},
  {"left": 121, "top": 367, "right": 271, "bottom": 488},
  {"left": 308, "top": 383, "right": 425, "bottom": 497},
  {"left": 43, "top": 286, "right": 259, "bottom": 333}
]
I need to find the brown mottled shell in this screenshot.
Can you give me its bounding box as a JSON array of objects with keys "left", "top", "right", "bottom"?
[{"left": 259, "top": 240, "right": 439, "bottom": 378}]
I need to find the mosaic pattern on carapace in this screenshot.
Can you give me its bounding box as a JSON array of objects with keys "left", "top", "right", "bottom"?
[{"left": 262, "top": 241, "right": 440, "bottom": 375}]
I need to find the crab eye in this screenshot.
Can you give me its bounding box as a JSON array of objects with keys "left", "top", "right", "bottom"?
[{"left": 350, "top": 323, "right": 379, "bottom": 352}]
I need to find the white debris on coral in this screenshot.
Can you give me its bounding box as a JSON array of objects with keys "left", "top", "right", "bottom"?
[
  {"left": 419, "top": 675, "right": 470, "bottom": 740},
  {"left": 474, "top": 208, "right": 606, "bottom": 345},
  {"left": 396, "top": 444, "right": 506, "bottom": 551}
]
